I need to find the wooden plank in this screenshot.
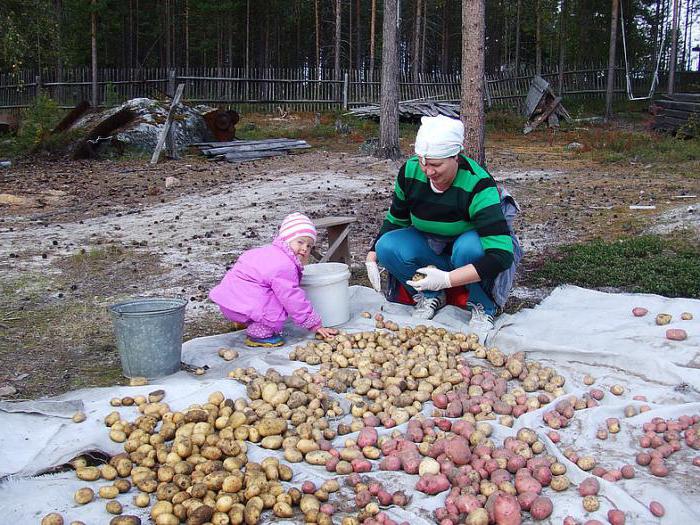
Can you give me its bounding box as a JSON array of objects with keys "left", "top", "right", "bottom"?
[
  {"left": 319, "top": 224, "right": 351, "bottom": 264},
  {"left": 150, "top": 83, "right": 184, "bottom": 165},
  {"left": 313, "top": 216, "right": 357, "bottom": 228},
  {"left": 654, "top": 100, "right": 700, "bottom": 113},
  {"left": 524, "top": 96, "right": 562, "bottom": 134}
]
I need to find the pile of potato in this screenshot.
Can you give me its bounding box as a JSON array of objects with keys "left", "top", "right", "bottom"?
[
  {"left": 290, "top": 324, "right": 566, "bottom": 431},
  {"left": 49, "top": 388, "right": 339, "bottom": 525}
]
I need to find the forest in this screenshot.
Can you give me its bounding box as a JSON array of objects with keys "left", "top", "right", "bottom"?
[{"left": 1, "top": 0, "right": 698, "bottom": 77}]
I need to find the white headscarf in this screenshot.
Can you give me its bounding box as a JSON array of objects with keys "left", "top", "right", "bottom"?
[{"left": 414, "top": 115, "right": 464, "bottom": 161}]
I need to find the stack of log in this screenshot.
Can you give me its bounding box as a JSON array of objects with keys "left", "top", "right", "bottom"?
[
  {"left": 346, "top": 99, "right": 460, "bottom": 120},
  {"left": 192, "top": 138, "right": 311, "bottom": 163},
  {"left": 652, "top": 94, "right": 699, "bottom": 137}
]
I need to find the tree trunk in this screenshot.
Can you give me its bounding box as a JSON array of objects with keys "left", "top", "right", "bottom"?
[
  {"left": 461, "top": 0, "right": 486, "bottom": 165},
  {"left": 370, "top": 0, "right": 377, "bottom": 72},
  {"left": 54, "top": 0, "right": 63, "bottom": 100},
  {"left": 558, "top": 0, "right": 567, "bottom": 95},
  {"left": 349, "top": 0, "right": 353, "bottom": 71},
  {"left": 605, "top": 0, "right": 620, "bottom": 120},
  {"left": 315, "top": 0, "right": 321, "bottom": 73},
  {"left": 535, "top": 1, "right": 542, "bottom": 74},
  {"left": 165, "top": 0, "right": 171, "bottom": 70},
  {"left": 335, "top": 0, "right": 342, "bottom": 80},
  {"left": 441, "top": 0, "right": 449, "bottom": 72},
  {"left": 682, "top": 0, "right": 690, "bottom": 68},
  {"left": 185, "top": 0, "right": 190, "bottom": 71},
  {"left": 356, "top": 0, "right": 362, "bottom": 70},
  {"left": 378, "top": 0, "right": 401, "bottom": 160},
  {"left": 421, "top": 0, "right": 427, "bottom": 74},
  {"left": 91, "top": 0, "right": 98, "bottom": 107},
  {"left": 413, "top": 0, "right": 423, "bottom": 82},
  {"left": 514, "top": 0, "right": 521, "bottom": 73},
  {"left": 668, "top": 0, "right": 679, "bottom": 94},
  {"left": 652, "top": 0, "right": 661, "bottom": 66}
]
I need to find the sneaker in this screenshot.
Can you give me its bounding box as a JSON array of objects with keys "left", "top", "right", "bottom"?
[
  {"left": 468, "top": 302, "right": 495, "bottom": 344},
  {"left": 244, "top": 334, "right": 285, "bottom": 347},
  {"left": 412, "top": 292, "right": 447, "bottom": 320}
]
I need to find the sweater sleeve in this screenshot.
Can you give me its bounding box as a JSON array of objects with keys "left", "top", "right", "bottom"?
[
  {"left": 269, "top": 269, "right": 322, "bottom": 331},
  {"left": 371, "top": 164, "right": 412, "bottom": 250},
  {"left": 467, "top": 174, "right": 514, "bottom": 280}
]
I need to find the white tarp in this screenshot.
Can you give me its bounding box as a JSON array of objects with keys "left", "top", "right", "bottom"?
[{"left": 0, "top": 285, "right": 698, "bottom": 524}]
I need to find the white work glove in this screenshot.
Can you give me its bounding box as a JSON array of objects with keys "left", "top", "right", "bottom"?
[
  {"left": 407, "top": 266, "right": 452, "bottom": 292},
  {"left": 365, "top": 261, "right": 382, "bottom": 292}
]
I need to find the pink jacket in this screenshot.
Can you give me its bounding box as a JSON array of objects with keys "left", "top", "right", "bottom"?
[{"left": 209, "top": 238, "right": 321, "bottom": 332}]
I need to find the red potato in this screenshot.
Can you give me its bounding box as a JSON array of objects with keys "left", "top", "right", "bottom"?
[
  {"left": 392, "top": 491, "right": 409, "bottom": 507},
  {"left": 446, "top": 437, "right": 472, "bottom": 466},
  {"left": 455, "top": 494, "right": 482, "bottom": 514},
  {"left": 532, "top": 466, "right": 552, "bottom": 487},
  {"left": 666, "top": 329, "right": 687, "bottom": 341},
  {"left": 529, "top": 496, "right": 553, "bottom": 520},
  {"left": 485, "top": 492, "right": 522, "bottom": 525},
  {"left": 377, "top": 490, "right": 393, "bottom": 506},
  {"left": 547, "top": 431, "right": 561, "bottom": 443},
  {"left": 578, "top": 477, "right": 600, "bottom": 497},
  {"left": 358, "top": 427, "right": 378, "bottom": 448},
  {"left": 356, "top": 490, "right": 372, "bottom": 507},
  {"left": 351, "top": 458, "right": 372, "bottom": 473},
  {"left": 516, "top": 491, "right": 538, "bottom": 511},
  {"left": 583, "top": 521, "right": 604, "bottom": 525},
  {"left": 649, "top": 462, "right": 669, "bottom": 477},
  {"left": 514, "top": 475, "right": 542, "bottom": 495},
  {"left": 364, "top": 415, "right": 381, "bottom": 427},
  {"left": 406, "top": 421, "right": 424, "bottom": 443},
  {"left": 693, "top": 457, "right": 700, "bottom": 467},
  {"left": 607, "top": 509, "right": 626, "bottom": 525},
  {"left": 433, "top": 393, "right": 449, "bottom": 409},
  {"left": 302, "top": 481, "right": 316, "bottom": 493},
  {"left": 620, "top": 465, "right": 635, "bottom": 479},
  {"left": 649, "top": 501, "right": 665, "bottom": 517},
  {"left": 446, "top": 401, "right": 463, "bottom": 418},
  {"left": 320, "top": 503, "right": 335, "bottom": 515},
  {"left": 563, "top": 517, "right": 579, "bottom": 525},
  {"left": 326, "top": 456, "right": 339, "bottom": 472},
  {"left": 416, "top": 473, "right": 451, "bottom": 495},
  {"left": 632, "top": 307, "right": 648, "bottom": 317},
  {"left": 636, "top": 452, "right": 651, "bottom": 466}
]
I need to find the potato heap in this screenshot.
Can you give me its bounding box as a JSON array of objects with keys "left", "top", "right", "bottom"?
[
  {"left": 290, "top": 324, "right": 564, "bottom": 430},
  {"left": 68, "top": 389, "right": 321, "bottom": 525},
  {"left": 226, "top": 367, "right": 345, "bottom": 465}
]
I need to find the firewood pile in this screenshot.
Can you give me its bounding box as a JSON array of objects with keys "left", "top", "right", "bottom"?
[
  {"left": 345, "top": 99, "right": 460, "bottom": 120},
  {"left": 652, "top": 94, "right": 700, "bottom": 137},
  {"left": 192, "top": 138, "right": 311, "bottom": 163}
]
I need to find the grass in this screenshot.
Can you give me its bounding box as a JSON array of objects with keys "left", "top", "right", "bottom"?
[{"left": 531, "top": 234, "right": 700, "bottom": 298}]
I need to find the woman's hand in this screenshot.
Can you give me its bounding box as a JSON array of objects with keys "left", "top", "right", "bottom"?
[
  {"left": 365, "top": 251, "right": 382, "bottom": 292},
  {"left": 407, "top": 266, "right": 452, "bottom": 291},
  {"left": 316, "top": 326, "right": 338, "bottom": 338}
]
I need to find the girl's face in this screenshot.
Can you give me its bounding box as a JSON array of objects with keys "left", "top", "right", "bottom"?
[{"left": 288, "top": 236, "right": 314, "bottom": 263}]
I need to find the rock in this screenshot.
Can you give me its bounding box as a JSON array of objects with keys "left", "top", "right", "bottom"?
[
  {"left": 566, "top": 142, "right": 584, "bottom": 151},
  {"left": 0, "top": 193, "right": 37, "bottom": 207},
  {"left": 0, "top": 385, "right": 17, "bottom": 397},
  {"left": 0, "top": 160, "right": 11, "bottom": 168},
  {"left": 165, "top": 176, "right": 181, "bottom": 189}
]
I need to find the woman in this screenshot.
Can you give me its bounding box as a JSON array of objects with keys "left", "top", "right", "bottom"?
[{"left": 365, "top": 115, "right": 519, "bottom": 343}]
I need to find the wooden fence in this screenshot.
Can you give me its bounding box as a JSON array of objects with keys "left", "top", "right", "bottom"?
[{"left": 0, "top": 64, "right": 662, "bottom": 115}]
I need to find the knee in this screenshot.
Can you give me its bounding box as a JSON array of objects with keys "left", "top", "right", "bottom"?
[
  {"left": 451, "top": 232, "right": 484, "bottom": 266},
  {"left": 376, "top": 232, "right": 417, "bottom": 265}
]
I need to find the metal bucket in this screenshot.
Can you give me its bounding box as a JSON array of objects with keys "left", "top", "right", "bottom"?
[{"left": 109, "top": 297, "right": 187, "bottom": 378}]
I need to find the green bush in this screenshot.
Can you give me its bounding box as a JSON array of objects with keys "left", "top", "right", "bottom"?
[
  {"left": 5, "top": 94, "right": 66, "bottom": 157},
  {"left": 532, "top": 234, "right": 700, "bottom": 298}
]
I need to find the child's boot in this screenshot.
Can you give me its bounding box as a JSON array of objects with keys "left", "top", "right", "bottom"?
[{"left": 244, "top": 334, "right": 285, "bottom": 347}]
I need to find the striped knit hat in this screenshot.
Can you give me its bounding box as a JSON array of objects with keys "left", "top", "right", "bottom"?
[{"left": 277, "top": 212, "right": 317, "bottom": 244}]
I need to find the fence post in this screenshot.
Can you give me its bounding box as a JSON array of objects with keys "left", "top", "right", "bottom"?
[
  {"left": 343, "top": 72, "right": 349, "bottom": 110},
  {"left": 35, "top": 75, "right": 42, "bottom": 98},
  {"left": 168, "top": 69, "right": 176, "bottom": 97}
]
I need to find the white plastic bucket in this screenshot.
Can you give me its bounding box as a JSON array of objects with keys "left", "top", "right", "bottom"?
[{"left": 301, "top": 262, "right": 351, "bottom": 327}]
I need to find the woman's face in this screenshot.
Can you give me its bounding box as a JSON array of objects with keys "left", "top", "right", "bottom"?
[{"left": 419, "top": 156, "right": 459, "bottom": 191}]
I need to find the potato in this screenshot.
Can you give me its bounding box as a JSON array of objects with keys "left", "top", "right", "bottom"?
[
  {"left": 582, "top": 495, "right": 599, "bottom": 512},
  {"left": 655, "top": 313, "right": 672, "bottom": 325},
  {"left": 306, "top": 450, "right": 333, "bottom": 465},
  {"left": 418, "top": 457, "right": 440, "bottom": 476},
  {"left": 578, "top": 477, "right": 599, "bottom": 496},
  {"left": 530, "top": 496, "right": 553, "bottom": 519},
  {"left": 72, "top": 411, "right": 87, "bottom": 423},
  {"left": 680, "top": 312, "right": 693, "bottom": 320},
  {"left": 607, "top": 509, "right": 626, "bottom": 525},
  {"left": 106, "top": 500, "right": 123, "bottom": 514},
  {"left": 154, "top": 515, "right": 178, "bottom": 525},
  {"left": 41, "top": 513, "right": 64, "bottom": 525},
  {"left": 76, "top": 466, "right": 101, "bottom": 481},
  {"left": 465, "top": 508, "right": 489, "bottom": 525},
  {"left": 610, "top": 385, "right": 624, "bottom": 396},
  {"left": 666, "top": 329, "right": 687, "bottom": 341},
  {"left": 649, "top": 501, "right": 665, "bottom": 517},
  {"left": 577, "top": 456, "right": 596, "bottom": 471},
  {"left": 273, "top": 502, "right": 294, "bottom": 518},
  {"left": 550, "top": 475, "right": 570, "bottom": 491},
  {"left": 632, "top": 307, "right": 648, "bottom": 317},
  {"left": 74, "top": 487, "right": 95, "bottom": 505},
  {"left": 260, "top": 435, "right": 283, "bottom": 449},
  {"left": 133, "top": 492, "right": 150, "bottom": 507},
  {"left": 99, "top": 485, "right": 120, "bottom": 499}
]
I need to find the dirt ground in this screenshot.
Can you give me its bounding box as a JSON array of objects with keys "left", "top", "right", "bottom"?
[{"left": 1, "top": 113, "right": 698, "bottom": 399}]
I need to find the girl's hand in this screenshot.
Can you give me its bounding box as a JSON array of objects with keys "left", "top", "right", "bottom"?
[{"left": 316, "top": 326, "right": 338, "bottom": 338}]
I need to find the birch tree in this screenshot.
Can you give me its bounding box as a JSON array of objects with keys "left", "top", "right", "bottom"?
[{"left": 605, "top": 0, "right": 619, "bottom": 120}]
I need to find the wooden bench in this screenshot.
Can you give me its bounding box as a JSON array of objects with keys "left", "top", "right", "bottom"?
[{"left": 312, "top": 216, "right": 356, "bottom": 265}]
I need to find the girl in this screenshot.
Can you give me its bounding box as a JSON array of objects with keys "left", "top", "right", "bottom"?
[{"left": 209, "top": 212, "right": 337, "bottom": 347}]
